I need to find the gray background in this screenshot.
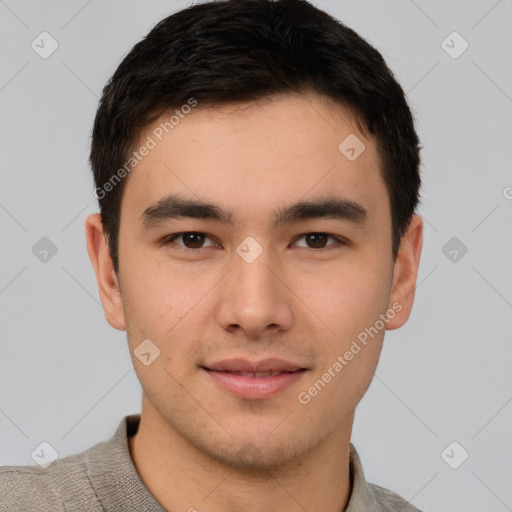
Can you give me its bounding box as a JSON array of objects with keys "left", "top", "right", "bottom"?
[{"left": 1, "top": 0, "right": 511, "bottom": 510}]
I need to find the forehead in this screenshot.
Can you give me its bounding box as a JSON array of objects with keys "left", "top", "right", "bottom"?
[{"left": 120, "top": 93, "right": 389, "bottom": 229}]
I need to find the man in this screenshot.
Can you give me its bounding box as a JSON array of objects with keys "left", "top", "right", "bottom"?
[{"left": 1, "top": 0, "right": 423, "bottom": 510}]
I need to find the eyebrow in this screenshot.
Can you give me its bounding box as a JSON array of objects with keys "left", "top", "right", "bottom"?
[{"left": 139, "top": 193, "right": 368, "bottom": 229}]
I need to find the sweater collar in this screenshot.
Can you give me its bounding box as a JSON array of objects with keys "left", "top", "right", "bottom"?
[{"left": 86, "top": 414, "right": 166, "bottom": 511}]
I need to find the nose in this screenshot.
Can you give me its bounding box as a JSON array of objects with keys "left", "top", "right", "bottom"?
[{"left": 216, "top": 244, "right": 294, "bottom": 339}]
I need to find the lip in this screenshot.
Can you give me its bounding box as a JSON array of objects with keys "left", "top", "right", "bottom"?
[
  {"left": 203, "top": 358, "right": 306, "bottom": 373},
  {"left": 202, "top": 358, "right": 308, "bottom": 400},
  {"left": 203, "top": 369, "right": 307, "bottom": 399}
]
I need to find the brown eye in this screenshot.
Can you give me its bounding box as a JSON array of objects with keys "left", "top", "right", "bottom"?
[
  {"left": 181, "top": 233, "right": 205, "bottom": 248},
  {"left": 305, "top": 233, "right": 328, "bottom": 248},
  {"left": 294, "top": 233, "right": 343, "bottom": 249},
  {"left": 165, "top": 232, "right": 217, "bottom": 249}
]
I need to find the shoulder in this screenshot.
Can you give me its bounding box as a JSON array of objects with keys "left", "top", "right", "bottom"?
[
  {"left": 0, "top": 450, "right": 101, "bottom": 512},
  {"left": 0, "top": 416, "right": 136, "bottom": 512},
  {"left": 347, "top": 443, "right": 423, "bottom": 512},
  {"left": 0, "top": 462, "right": 67, "bottom": 512},
  {"left": 368, "top": 482, "right": 423, "bottom": 512}
]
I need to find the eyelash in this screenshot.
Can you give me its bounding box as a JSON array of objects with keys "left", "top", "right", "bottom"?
[{"left": 161, "top": 232, "right": 348, "bottom": 251}]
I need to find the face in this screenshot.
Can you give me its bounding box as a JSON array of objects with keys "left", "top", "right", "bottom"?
[{"left": 86, "top": 92, "right": 422, "bottom": 469}]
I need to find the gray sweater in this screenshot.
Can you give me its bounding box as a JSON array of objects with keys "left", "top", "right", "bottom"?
[{"left": 0, "top": 414, "right": 421, "bottom": 511}]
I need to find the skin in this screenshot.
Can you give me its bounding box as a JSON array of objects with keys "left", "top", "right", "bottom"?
[{"left": 85, "top": 92, "right": 423, "bottom": 512}]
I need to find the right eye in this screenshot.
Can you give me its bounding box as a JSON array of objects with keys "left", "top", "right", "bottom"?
[{"left": 162, "top": 232, "right": 220, "bottom": 250}]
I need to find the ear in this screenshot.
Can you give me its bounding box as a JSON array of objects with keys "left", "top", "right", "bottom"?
[
  {"left": 386, "top": 214, "right": 423, "bottom": 330},
  {"left": 85, "top": 213, "right": 126, "bottom": 331}
]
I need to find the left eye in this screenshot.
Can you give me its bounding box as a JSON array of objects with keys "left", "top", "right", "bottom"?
[
  {"left": 163, "top": 232, "right": 344, "bottom": 250},
  {"left": 293, "top": 233, "right": 342, "bottom": 249}
]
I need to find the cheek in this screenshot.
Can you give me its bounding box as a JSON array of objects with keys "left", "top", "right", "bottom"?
[
  {"left": 295, "top": 259, "right": 392, "bottom": 342},
  {"left": 120, "top": 255, "right": 202, "bottom": 338},
  {"left": 304, "top": 338, "right": 382, "bottom": 419},
  {"left": 121, "top": 276, "right": 173, "bottom": 336},
  {"left": 296, "top": 272, "right": 387, "bottom": 417},
  {"left": 305, "top": 259, "right": 391, "bottom": 404}
]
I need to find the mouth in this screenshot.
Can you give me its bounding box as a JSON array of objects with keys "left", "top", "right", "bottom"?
[
  {"left": 201, "top": 358, "right": 308, "bottom": 399},
  {"left": 207, "top": 370, "right": 302, "bottom": 377}
]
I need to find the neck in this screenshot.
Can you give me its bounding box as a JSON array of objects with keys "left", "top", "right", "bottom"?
[{"left": 128, "top": 397, "right": 353, "bottom": 512}]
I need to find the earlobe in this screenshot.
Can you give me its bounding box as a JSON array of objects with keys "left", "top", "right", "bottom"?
[
  {"left": 84, "top": 213, "right": 127, "bottom": 331},
  {"left": 386, "top": 214, "right": 423, "bottom": 331}
]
